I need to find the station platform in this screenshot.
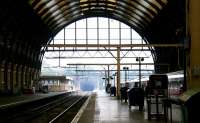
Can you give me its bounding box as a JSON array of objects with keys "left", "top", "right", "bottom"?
[
  {"left": 76, "top": 91, "right": 182, "bottom": 123},
  {"left": 0, "top": 91, "right": 68, "bottom": 108}
]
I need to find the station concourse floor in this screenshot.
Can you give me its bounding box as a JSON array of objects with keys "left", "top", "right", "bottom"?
[{"left": 77, "top": 91, "right": 182, "bottom": 123}]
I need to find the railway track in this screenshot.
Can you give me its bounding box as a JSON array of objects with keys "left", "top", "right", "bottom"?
[{"left": 0, "top": 93, "right": 89, "bottom": 123}]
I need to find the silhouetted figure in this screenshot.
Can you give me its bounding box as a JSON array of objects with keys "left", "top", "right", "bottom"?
[
  {"left": 145, "top": 81, "right": 152, "bottom": 97},
  {"left": 120, "top": 86, "right": 128, "bottom": 102},
  {"left": 106, "top": 84, "right": 111, "bottom": 93},
  {"left": 128, "top": 83, "right": 145, "bottom": 111},
  {"left": 110, "top": 86, "right": 116, "bottom": 96}
]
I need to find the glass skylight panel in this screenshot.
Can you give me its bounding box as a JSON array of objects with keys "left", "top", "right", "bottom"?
[
  {"left": 88, "top": 39, "right": 98, "bottom": 45},
  {"left": 52, "top": 14, "right": 65, "bottom": 23},
  {"left": 98, "top": 18, "right": 108, "bottom": 28},
  {"left": 76, "top": 29, "right": 86, "bottom": 39},
  {"left": 121, "top": 29, "right": 131, "bottom": 39},
  {"left": 45, "top": 0, "right": 56, "bottom": 8},
  {"left": 87, "top": 18, "right": 98, "bottom": 28},
  {"left": 77, "top": 39, "right": 86, "bottom": 44},
  {"left": 132, "top": 29, "right": 141, "bottom": 39},
  {"left": 88, "top": 29, "right": 97, "bottom": 39},
  {"left": 129, "top": 1, "right": 154, "bottom": 19},
  {"left": 55, "top": 18, "right": 67, "bottom": 25},
  {"left": 65, "top": 28, "right": 75, "bottom": 40},
  {"left": 110, "top": 19, "right": 120, "bottom": 28},
  {"left": 76, "top": 20, "right": 86, "bottom": 28},
  {"left": 80, "top": 0, "right": 88, "bottom": 3},
  {"left": 65, "top": 23, "right": 75, "bottom": 29},
  {"left": 81, "top": 7, "right": 89, "bottom": 11},
  {"left": 112, "top": 13, "right": 141, "bottom": 29},
  {"left": 99, "top": 39, "right": 107, "bottom": 44},
  {"left": 99, "top": 29, "right": 108, "bottom": 39},
  {"left": 80, "top": 3, "right": 88, "bottom": 8},
  {"left": 107, "top": 0, "right": 117, "bottom": 3},
  {"left": 120, "top": 22, "right": 129, "bottom": 29},
  {"left": 125, "top": 4, "right": 153, "bottom": 20},
  {"left": 137, "top": 0, "right": 158, "bottom": 14},
  {"left": 54, "top": 39, "right": 64, "bottom": 44},
  {"left": 42, "top": 17, "right": 154, "bottom": 81},
  {"left": 98, "top": 2, "right": 106, "bottom": 6},
  {"left": 110, "top": 40, "right": 119, "bottom": 44},
  {"left": 31, "top": 0, "right": 46, "bottom": 10},
  {"left": 54, "top": 30, "right": 64, "bottom": 40},
  {"left": 110, "top": 29, "right": 119, "bottom": 40},
  {"left": 121, "top": 40, "right": 131, "bottom": 44},
  {"left": 29, "top": 0, "right": 167, "bottom": 44}
]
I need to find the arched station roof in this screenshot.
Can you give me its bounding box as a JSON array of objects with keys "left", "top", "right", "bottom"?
[
  {"left": 29, "top": 0, "right": 168, "bottom": 35},
  {"left": 0, "top": 0, "right": 186, "bottom": 72}
]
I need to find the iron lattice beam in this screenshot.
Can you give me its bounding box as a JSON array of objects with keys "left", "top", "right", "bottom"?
[
  {"left": 42, "top": 68, "right": 154, "bottom": 71},
  {"left": 45, "top": 49, "right": 151, "bottom": 51},
  {"left": 46, "top": 43, "right": 184, "bottom": 48},
  {"left": 44, "top": 56, "right": 149, "bottom": 59},
  {"left": 67, "top": 63, "right": 168, "bottom": 66}
]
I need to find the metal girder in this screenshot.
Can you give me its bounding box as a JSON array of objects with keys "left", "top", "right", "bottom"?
[
  {"left": 45, "top": 49, "right": 151, "bottom": 52},
  {"left": 67, "top": 63, "right": 169, "bottom": 66},
  {"left": 29, "top": 0, "right": 168, "bottom": 35},
  {"left": 57, "top": 74, "right": 152, "bottom": 76},
  {"left": 56, "top": 69, "right": 154, "bottom": 71},
  {"left": 46, "top": 43, "right": 184, "bottom": 48},
  {"left": 44, "top": 56, "right": 149, "bottom": 59}
]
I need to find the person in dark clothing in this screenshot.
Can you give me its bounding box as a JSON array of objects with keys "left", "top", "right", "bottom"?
[
  {"left": 110, "top": 86, "right": 116, "bottom": 96},
  {"left": 145, "top": 82, "right": 151, "bottom": 97},
  {"left": 128, "top": 83, "right": 145, "bottom": 111},
  {"left": 120, "top": 86, "right": 129, "bottom": 102}
]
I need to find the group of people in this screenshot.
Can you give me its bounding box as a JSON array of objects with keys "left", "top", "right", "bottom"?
[
  {"left": 120, "top": 82, "right": 145, "bottom": 111},
  {"left": 106, "top": 82, "right": 146, "bottom": 111}
]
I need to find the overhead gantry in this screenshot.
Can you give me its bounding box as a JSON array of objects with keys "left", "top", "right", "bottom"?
[{"left": 45, "top": 43, "right": 183, "bottom": 97}]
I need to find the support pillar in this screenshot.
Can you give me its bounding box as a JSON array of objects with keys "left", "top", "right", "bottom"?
[
  {"left": 107, "top": 65, "right": 110, "bottom": 85},
  {"left": 187, "top": 0, "right": 200, "bottom": 89},
  {"left": 7, "top": 63, "right": 12, "bottom": 92},
  {"left": 33, "top": 68, "right": 39, "bottom": 91},
  {"left": 30, "top": 68, "right": 34, "bottom": 88},
  {"left": 22, "top": 66, "right": 26, "bottom": 89},
  {"left": 13, "top": 64, "right": 18, "bottom": 94},
  {"left": 18, "top": 65, "right": 22, "bottom": 91},
  {"left": 117, "top": 47, "right": 121, "bottom": 98},
  {"left": 0, "top": 63, "right": 5, "bottom": 92},
  {"left": 27, "top": 67, "right": 31, "bottom": 88}
]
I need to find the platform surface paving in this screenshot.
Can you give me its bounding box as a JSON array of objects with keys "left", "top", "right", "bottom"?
[{"left": 78, "top": 91, "right": 182, "bottom": 123}]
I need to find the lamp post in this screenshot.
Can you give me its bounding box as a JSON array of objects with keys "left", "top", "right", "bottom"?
[
  {"left": 123, "top": 67, "right": 129, "bottom": 83},
  {"left": 136, "top": 57, "right": 144, "bottom": 88},
  {"left": 102, "top": 74, "right": 113, "bottom": 93},
  {"left": 113, "top": 72, "right": 117, "bottom": 87}
]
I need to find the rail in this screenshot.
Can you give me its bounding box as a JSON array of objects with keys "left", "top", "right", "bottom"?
[
  {"left": 49, "top": 96, "right": 88, "bottom": 123},
  {"left": 0, "top": 92, "right": 88, "bottom": 123}
]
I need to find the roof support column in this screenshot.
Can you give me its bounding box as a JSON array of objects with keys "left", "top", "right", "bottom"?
[
  {"left": 107, "top": 65, "right": 110, "bottom": 85},
  {"left": 117, "top": 47, "right": 121, "bottom": 98},
  {"left": 187, "top": 0, "right": 200, "bottom": 89}
]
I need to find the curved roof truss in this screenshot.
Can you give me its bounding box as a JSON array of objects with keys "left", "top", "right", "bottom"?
[{"left": 29, "top": 0, "right": 168, "bottom": 34}]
